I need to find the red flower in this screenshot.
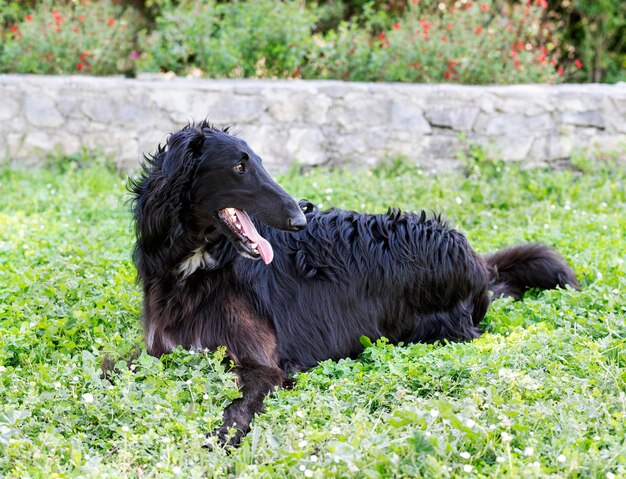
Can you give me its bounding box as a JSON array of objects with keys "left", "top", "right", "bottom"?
[
  {"left": 575, "top": 59, "right": 583, "bottom": 69},
  {"left": 441, "top": 35, "right": 447, "bottom": 42},
  {"left": 514, "top": 60, "right": 521, "bottom": 68},
  {"left": 73, "top": 28, "right": 79, "bottom": 33},
  {"left": 80, "top": 52, "right": 89, "bottom": 60},
  {"left": 538, "top": 56, "right": 546, "bottom": 64},
  {"left": 444, "top": 71, "right": 452, "bottom": 79},
  {"left": 475, "top": 26, "right": 483, "bottom": 35},
  {"left": 413, "top": 62, "right": 421, "bottom": 68},
  {"left": 557, "top": 66, "right": 564, "bottom": 76},
  {"left": 480, "top": 3, "right": 488, "bottom": 12},
  {"left": 393, "top": 22, "right": 400, "bottom": 30},
  {"left": 79, "top": 15, "right": 85, "bottom": 22},
  {"left": 446, "top": 23, "right": 453, "bottom": 30},
  {"left": 465, "top": 2, "right": 473, "bottom": 9},
  {"left": 378, "top": 33, "right": 386, "bottom": 41},
  {"left": 76, "top": 63, "right": 83, "bottom": 71},
  {"left": 550, "top": 58, "right": 557, "bottom": 66},
  {"left": 107, "top": 17, "right": 115, "bottom": 27},
  {"left": 10, "top": 25, "right": 18, "bottom": 32},
  {"left": 25, "top": 15, "right": 32, "bottom": 21}
]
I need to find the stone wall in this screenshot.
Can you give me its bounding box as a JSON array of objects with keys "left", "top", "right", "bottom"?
[{"left": 1, "top": 74, "right": 624, "bottom": 173}]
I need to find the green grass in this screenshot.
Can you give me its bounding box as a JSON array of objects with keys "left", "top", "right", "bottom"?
[{"left": 0, "top": 157, "right": 625, "bottom": 478}]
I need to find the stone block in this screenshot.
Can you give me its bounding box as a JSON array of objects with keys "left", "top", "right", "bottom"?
[
  {"left": 24, "top": 95, "right": 64, "bottom": 128},
  {"left": 285, "top": 128, "right": 327, "bottom": 166},
  {"left": 0, "top": 93, "right": 20, "bottom": 122},
  {"left": 391, "top": 100, "right": 432, "bottom": 133},
  {"left": 561, "top": 110, "right": 604, "bottom": 128},
  {"left": 424, "top": 106, "right": 479, "bottom": 131}
]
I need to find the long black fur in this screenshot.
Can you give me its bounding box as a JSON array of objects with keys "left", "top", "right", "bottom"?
[{"left": 128, "top": 122, "right": 579, "bottom": 446}]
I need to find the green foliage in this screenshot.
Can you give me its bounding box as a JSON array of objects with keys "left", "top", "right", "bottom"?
[
  {"left": 553, "top": 0, "right": 626, "bottom": 83},
  {"left": 1, "top": 158, "right": 625, "bottom": 477},
  {"left": 138, "top": 0, "right": 318, "bottom": 78},
  {"left": 0, "top": 0, "right": 141, "bottom": 75},
  {"left": 302, "top": 0, "right": 567, "bottom": 83}
]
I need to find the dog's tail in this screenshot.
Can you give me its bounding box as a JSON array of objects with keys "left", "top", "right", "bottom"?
[{"left": 483, "top": 243, "right": 579, "bottom": 300}]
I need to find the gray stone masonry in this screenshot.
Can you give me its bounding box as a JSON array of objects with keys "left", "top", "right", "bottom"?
[{"left": 1, "top": 74, "right": 624, "bottom": 173}]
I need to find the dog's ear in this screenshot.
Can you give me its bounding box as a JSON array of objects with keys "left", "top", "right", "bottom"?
[
  {"left": 162, "top": 126, "right": 205, "bottom": 175},
  {"left": 186, "top": 126, "right": 206, "bottom": 158}
]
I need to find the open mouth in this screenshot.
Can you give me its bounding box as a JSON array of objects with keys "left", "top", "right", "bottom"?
[{"left": 217, "top": 208, "right": 274, "bottom": 265}]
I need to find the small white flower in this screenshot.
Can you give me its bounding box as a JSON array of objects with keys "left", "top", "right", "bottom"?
[
  {"left": 460, "top": 452, "right": 471, "bottom": 459},
  {"left": 557, "top": 454, "right": 566, "bottom": 463},
  {"left": 310, "top": 455, "right": 318, "bottom": 462},
  {"left": 456, "top": 197, "right": 463, "bottom": 204},
  {"left": 524, "top": 447, "right": 534, "bottom": 457},
  {"left": 304, "top": 470, "right": 313, "bottom": 478},
  {"left": 429, "top": 409, "right": 439, "bottom": 418},
  {"left": 54, "top": 382, "right": 61, "bottom": 389},
  {"left": 72, "top": 376, "right": 79, "bottom": 382},
  {"left": 501, "top": 432, "right": 513, "bottom": 442},
  {"left": 0, "top": 366, "right": 6, "bottom": 372},
  {"left": 593, "top": 435, "right": 601, "bottom": 441},
  {"left": 296, "top": 410, "right": 304, "bottom": 418},
  {"left": 463, "top": 465, "right": 473, "bottom": 472},
  {"left": 330, "top": 427, "right": 341, "bottom": 435},
  {"left": 496, "top": 457, "right": 505, "bottom": 464},
  {"left": 465, "top": 419, "right": 476, "bottom": 429},
  {"left": 121, "top": 425, "right": 130, "bottom": 432},
  {"left": 162, "top": 437, "right": 171, "bottom": 444},
  {"left": 172, "top": 466, "right": 182, "bottom": 475},
  {"left": 82, "top": 393, "right": 94, "bottom": 404},
  {"left": 185, "top": 379, "right": 192, "bottom": 385},
  {"left": 298, "top": 440, "right": 308, "bottom": 448},
  {"left": 606, "top": 472, "right": 615, "bottom": 479},
  {"left": 299, "top": 465, "right": 306, "bottom": 472},
  {"left": 532, "top": 462, "right": 541, "bottom": 468},
  {"left": 203, "top": 394, "right": 209, "bottom": 400}
]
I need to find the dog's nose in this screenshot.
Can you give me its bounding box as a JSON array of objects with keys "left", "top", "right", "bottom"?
[{"left": 288, "top": 211, "right": 307, "bottom": 231}]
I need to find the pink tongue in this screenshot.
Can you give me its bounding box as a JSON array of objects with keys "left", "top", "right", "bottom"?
[{"left": 234, "top": 209, "right": 274, "bottom": 265}]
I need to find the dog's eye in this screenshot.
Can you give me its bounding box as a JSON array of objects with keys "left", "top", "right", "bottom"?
[{"left": 234, "top": 163, "right": 246, "bottom": 173}]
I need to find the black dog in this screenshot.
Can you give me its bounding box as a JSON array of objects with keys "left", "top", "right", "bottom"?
[{"left": 129, "top": 121, "right": 578, "bottom": 446}]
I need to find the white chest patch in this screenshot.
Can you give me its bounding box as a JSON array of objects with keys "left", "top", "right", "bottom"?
[{"left": 178, "top": 247, "right": 217, "bottom": 278}]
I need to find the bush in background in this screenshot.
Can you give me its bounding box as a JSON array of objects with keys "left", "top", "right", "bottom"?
[
  {"left": 138, "top": 0, "right": 318, "bottom": 78},
  {"left": 302, "top": 0, "right": 571, "bottom": 83},
  {"left": 0, "top": 0, "right": 622, "bottom": 83},
  {"left": 0, "top": 0, "right": 141, "bottom": 76},
  {"left": 551, "top": 0, "right": 625, "bottom": 83}
]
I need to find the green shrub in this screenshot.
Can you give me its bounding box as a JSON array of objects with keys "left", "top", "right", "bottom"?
[
  {"left": 302, "top": 0, "right": 570, "bottom": 83},
  {"left": 552, "top": 0, "right": 626, "bottom": 83},
  {"left": 0, "top": 0, "right": 141, "bottom": 76},
  {"left": 138, "top": 0, "right": 318, "bottom": 78}
]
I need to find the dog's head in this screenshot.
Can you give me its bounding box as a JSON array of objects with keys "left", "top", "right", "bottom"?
[{"left": 137, "top": 122, "right": 306, "bottom": 265}]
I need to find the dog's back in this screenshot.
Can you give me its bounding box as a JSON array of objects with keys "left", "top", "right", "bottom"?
[{"left": 235, "top": 208, "right": 491, "bottom": 370}]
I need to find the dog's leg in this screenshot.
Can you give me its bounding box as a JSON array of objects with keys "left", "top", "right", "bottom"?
[{"left": 215, "top": 361, "right": 284, "bottom": 447}]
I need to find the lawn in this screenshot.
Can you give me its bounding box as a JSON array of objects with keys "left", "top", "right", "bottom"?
[{"left": 0, "top": 155, "right": 625, "bottom": 478}]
